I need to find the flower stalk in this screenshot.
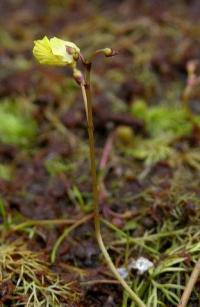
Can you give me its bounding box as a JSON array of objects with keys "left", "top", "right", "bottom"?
[
  {"left": 33, "top": 37, "right": 145, "bottom": 306},
  {"left": 79, "top": 62, "right": 145, "bottom": 307}
]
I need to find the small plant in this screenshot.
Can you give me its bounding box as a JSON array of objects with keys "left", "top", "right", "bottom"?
[
  {"left": 33, "top": 36, "right": 145, "bottom": 306},
  {"left": 0, "top": 240, "right": 80, "bottom": 306}
]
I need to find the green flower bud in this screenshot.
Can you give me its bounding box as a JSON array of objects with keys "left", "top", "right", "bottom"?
[
  {"left": 102, "top": 48, "right": 117, "bottom": 57},
  {"left": 116, "top": 126, "right": 134, "bottom": 145}
]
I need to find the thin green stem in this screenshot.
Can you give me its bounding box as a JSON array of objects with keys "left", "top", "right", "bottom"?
[
  {"left": 51, "top": 214, "right": 93, "bottom": 263},
  {"left": 12, "top": 218, "right": 76, "bottom": 232},
  {"left": 80, "top": 67, "right": 145, "bottom": 307}
]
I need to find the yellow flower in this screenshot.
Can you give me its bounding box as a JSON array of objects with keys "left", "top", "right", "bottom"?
[{"left": 33, "top": 36, "right": 80, "bottom": 66}]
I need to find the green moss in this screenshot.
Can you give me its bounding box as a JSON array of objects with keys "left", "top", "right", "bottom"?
[
  {"left": 125, "top": 136, "right": 174, "bottom": 166},
  {"left": 0, "top": 99, "right": 37, "bottom": 146},
  {"left": 125, "top": 100, "right": 193, "bottom": 166},
  {"left": 131, "top": 100, "right": 193, "bottom": 138},
  {"left": 130, "top": 99, "right": 148, "bottom": 120}
]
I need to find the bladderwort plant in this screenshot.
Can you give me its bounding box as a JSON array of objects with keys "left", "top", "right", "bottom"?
[{"left": 33, "top": 36, "right": 145, "bottom": 306}]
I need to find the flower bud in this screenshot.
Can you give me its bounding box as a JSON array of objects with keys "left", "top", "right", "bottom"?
[
  {"left": 103, "top": 48, "right": 117, "bottom": 57},
  {"left": 116, "top": 126, "right": 134, "bottom": 145},
  {"left": 73, "top": 69, "right": 85, "bottom": 85}
]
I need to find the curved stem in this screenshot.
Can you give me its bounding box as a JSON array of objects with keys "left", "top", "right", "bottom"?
[
  {"left": 178, "top": 258, "right": 200, "bottom": 307},
  {"left": 80, "top": 67, "right": 145, "bottom": 307},
  {"left": 51, "top": 213, "right": 93, "bottom": 263}
]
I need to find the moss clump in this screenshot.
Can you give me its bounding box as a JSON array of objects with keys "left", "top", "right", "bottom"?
[
  {"left": 131, "top": 99, "right": 192, "bottom": 138},
  {"left": 0, "top": 99, "right": 37, "bottom": 146},
  {"left": 125, "top": 136, "right": 174, "bottom": 166},
  {"left": 0, "top": 240, "right": 80, "bottom": 306}
]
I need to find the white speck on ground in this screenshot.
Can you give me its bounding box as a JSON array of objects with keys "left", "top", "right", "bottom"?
[{"left": 129, "top": 257, "right": 154, "bottom": 275}]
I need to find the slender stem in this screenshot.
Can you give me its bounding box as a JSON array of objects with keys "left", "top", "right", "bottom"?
[
  {"left": 51, "top": 213, "right": 93, "bottom": 263},
  {"left": 80, "top": 67, "right": 145, "bottom": 307},
  {"left": 12, "top": 218, "right": 76, "bottom": 231},
  {"left": 178, "top": 258, "right": 200, "bottom": 307}
]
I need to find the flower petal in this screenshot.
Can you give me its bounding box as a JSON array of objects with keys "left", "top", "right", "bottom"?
[{"left": 33, "top": 36, "right": 80, "bottom": 67}]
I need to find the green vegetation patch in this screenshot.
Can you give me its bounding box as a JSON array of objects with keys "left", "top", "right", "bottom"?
[
  {"left": 131, "top": 99, "right": 192, "bottom": 138},
  {"left": 0, "top": 240, "right": 80, "bottom": 306},
  {"left": 0, "top": 99, "right": 37, "bottom": 146}
]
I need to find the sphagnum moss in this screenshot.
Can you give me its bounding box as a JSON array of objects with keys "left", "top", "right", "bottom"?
[{"left": 33, "top": 36, "right": 145, "bottom": 306}]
